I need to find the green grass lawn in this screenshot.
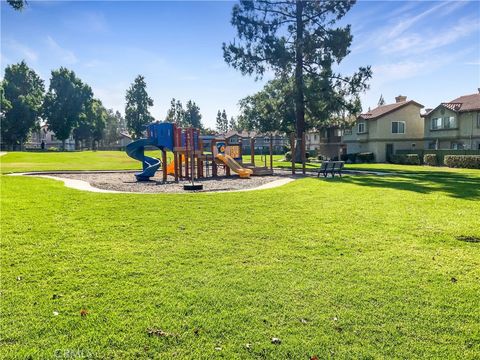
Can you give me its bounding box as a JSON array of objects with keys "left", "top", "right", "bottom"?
[
  {"left": 1, "top": 152, "right": 480, "bottom": 359},
  {"left": 0, "top": 151, "right": 173, "bottom": 174}
]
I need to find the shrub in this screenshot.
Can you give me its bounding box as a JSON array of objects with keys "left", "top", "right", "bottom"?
[
  {"left": 285, "top": 151, "right": 310, "bottom": 161},
  {"left": 444, "top": 155, "right": 480, "bottom": 169},
  {"left": 342, "top": 153, "right": 356, "bottom": 163},
  {"left": 390, "top": 154, "right": 420, "bottom": 165},
  {"left": 47, "top": 146, "right": 59, "bottom": 152},
  {"left": 423, "top": 154, "right": 438, "bottom": 166},
  {"left": 356, "top": 152, "right": 375, "bottom": 163}
]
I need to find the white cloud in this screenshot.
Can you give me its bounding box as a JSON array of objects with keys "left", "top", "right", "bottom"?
[
  {"left": 91, "top": 83, "right": 128, "bottom": 113},
  {"left": 382, "top": 16, "right": 480, "bottom": 55},
  {"left": 5, "top": 39, "right": 38, "bottom": 62},
  {"left": 387, "top": 1, "right": 452, "bottom": 39},
  {"left": 45, "top": 36, "right": 78, "bottom": 64}
]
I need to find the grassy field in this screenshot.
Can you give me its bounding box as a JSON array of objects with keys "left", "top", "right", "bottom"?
[
  {"left": 1, "top": 152, "right": 480, "bottom": 359},
  {"left": 0, "top": 151, "right": 171, "bottom": 174}
]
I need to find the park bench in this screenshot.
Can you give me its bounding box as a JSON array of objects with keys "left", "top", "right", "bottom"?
[{"left": 317, "top": 161, "right": 344, "bottom": 178}]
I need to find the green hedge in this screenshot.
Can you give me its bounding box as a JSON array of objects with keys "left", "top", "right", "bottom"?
[
  {"left": 341, "top": 152, "right": 375, "bottom": 163},
  {"left": 444, "top": 155, "right": 480, "bottom": 169},
  {"left": 390, "top": 154, "right": 421, "bottom": 165},
  {"left": 396, "top": 149, "right": 480, "bottom": 165},
  {"left": 423, "top": 154, "right": 438, "bottom": 166}
]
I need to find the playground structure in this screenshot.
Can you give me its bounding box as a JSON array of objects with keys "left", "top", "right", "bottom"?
[{"left": 126, "top": 122, "right": 274, "bottom": 182}]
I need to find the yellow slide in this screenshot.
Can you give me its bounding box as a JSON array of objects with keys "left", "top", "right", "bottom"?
[
  {"left": 166, "top": 155, "right": 185, "bottom": 175},
  {"left": 216, "top": 154, "right": 253, "bottom": 178}
]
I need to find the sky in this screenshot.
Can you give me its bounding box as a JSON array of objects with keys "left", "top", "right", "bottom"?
[{"left": 1, "top": 0, "right": 479, "bottom": 128}]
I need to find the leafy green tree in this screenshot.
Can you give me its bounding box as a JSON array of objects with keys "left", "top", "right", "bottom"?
[
  {"left": 165, "top": 98, "right": 186, "bottom": 126},
  {"left": 90, "top": 99, "right": 107, "bottom": 148},
  {"left": 43, "top": 67, "right": 92, "bottom": 150},
  {"left": 7, "top": 0, "right": 26, "bottom": 11},
  {"left": 217, "top": 109, "right": 228, "bottom": 133},
  {"left": 240, "top": 76, "right": 361, "bottom": 134},
  {"left": 1, "top": 61, "right": 45, "bottom": 149},
  {"left": 215, "top": 110, "right": 224, "bottom": 133},
  {"left": 202, "top": 127, "right": 218, "bottom": 136},
  {"left": 223, "top": 0, "right": 371, "bottom": 159},
  {"left": 125, "top": 75, "right": 154, "bottom": 139},
  {"left": 229, "top": 116, "right": 238, "bottom": 131},
  {"left": 238, "top": 77, "right": 295, "bottom": 133},
  {"left": 184, "top": 100, "right": 203, "bottom": 129},
  {"left": 103, "top": 109, "right": 125, "bottom": 146}
]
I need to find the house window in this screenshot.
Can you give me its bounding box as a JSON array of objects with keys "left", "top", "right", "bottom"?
[
  {"left": 358, "top": 122, "right": 366, "bottom": 133},
  {"left": 431, "top": 117, "right": 442, "bottom": 130},
  {"left": 443, "top": 116, "right": 457, "bottom": 129},
  {"left": 431, "top": 116, "right": 457, "bottom": 130},
  {"left": 451, "top": 142, "right": 463, "bottom": 150},
  {"left": 314, "top": 134, "right": 318, "bottom": 141},
  {"left": 51, "top": 135, "right": 56, "bottom": 141},
  {"left": 392, "top": 121, "right": 405, "bottom": 134},
  {"left": 477, "top": 113, "right": 480, "bottom": 128},
  {"left": 344, "top": 128, "right": 352, "bottom": 135},
  {"left": 428, "top": 142, "right": 437, "bottom": 150}
]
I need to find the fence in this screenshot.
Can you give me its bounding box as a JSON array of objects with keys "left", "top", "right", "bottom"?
[{"left": 396, "top": 149, "right": 480, "bottom": 165}]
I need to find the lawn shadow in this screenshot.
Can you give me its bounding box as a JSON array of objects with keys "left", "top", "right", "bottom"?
[{"left": 324, "top": 171, "right": 480, "bottom": 200}]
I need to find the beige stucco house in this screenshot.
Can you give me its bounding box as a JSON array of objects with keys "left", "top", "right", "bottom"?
[
  {"left": 423, "top": 92, "right": 480, "bottom": 150},
  {"left": 342, "top": 95, "right": 424, "bottom": 162},
  {"left": 306, "top": 128, "right": 345, "bottom": 159}
]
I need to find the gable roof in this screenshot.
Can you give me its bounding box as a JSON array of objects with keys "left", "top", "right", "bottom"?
[
  {"left": 444, "top": 93, "right": 480, "bottom": 112},
  {"left": 423, "top": 93, "right": 480, "bottom": 116},
  {"left": 358, "top": 100, "right": 423, "bottom": 121}
]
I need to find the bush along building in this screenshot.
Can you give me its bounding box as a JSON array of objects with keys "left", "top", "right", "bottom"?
[{"left": 342, "top": 95, "right": 425, "bottom": 162}]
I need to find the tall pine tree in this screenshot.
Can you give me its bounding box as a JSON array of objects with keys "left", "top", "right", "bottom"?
[{"left": 223, "top": 0, "right": 371, "bottom": 160}]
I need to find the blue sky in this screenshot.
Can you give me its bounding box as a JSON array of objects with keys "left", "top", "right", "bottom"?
[{"left": 1, "top": 1, "right": 479, "bottom": 128}]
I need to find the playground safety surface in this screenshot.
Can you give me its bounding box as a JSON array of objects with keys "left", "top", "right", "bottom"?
[{"left": 26, "top": 170, "right": 302, "bottom": 194}]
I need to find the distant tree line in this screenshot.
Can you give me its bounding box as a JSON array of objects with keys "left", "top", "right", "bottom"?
[
  {"left": 0, "top": 61, "right": 212, "bottom": 149},
  {"left": 0, "top": 61, "right": 130, "bottom": 150}
]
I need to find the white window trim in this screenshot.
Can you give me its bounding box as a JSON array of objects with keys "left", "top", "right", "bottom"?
[
  {"left": 392, "top": 121, "right": 406, "bottom": 134},
  {"left": 358, "top": 122, "right": 366, "bottom": 134}
]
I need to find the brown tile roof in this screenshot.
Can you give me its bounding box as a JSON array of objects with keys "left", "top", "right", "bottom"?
[
  {"left": 423, "top": 93, "right": 480, "bottom": 116},
  {"left": 445, "top": 93, "right": 480, "bottom": 112},
  {"left": 359, "top": 100, "right": 423, "bottom": 120}
]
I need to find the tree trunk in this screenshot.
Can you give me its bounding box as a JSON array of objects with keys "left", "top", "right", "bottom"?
[
  {"left": 294, "top": 0, "right": 306, "bottom": 168},
  {"left": 62, "top": 139, "right": 66, "bottom": 151}
]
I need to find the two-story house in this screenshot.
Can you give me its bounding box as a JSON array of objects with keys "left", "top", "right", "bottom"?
[
  {"left": 28, "top": 125, "right": 76, "bottom": 150},
  {"left": 423, "top": 92, "right": 480, "bottom": 150},
  {"left": 342, "top": 95, "right": 424, "bottom": 162},
  {"left": 224, "top": 130, "right": 286, "bottom": 154},
  {"left": 306, "top": 128, "right": 345, "bottom": 159}
]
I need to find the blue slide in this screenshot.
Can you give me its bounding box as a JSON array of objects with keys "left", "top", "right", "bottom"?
[{"left": 126, "top": 138, "right": 162, "bottom": 181}]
